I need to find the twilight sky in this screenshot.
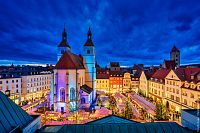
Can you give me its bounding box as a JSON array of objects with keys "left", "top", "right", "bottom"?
[{"left": 0, "top": 0, "right": 200, "bottom": 67}]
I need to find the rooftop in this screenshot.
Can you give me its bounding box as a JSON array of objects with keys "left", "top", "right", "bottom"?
[
  {"left": 40, "top": 121, "right": 189, "bottom": 133},
  {"left": 0, "top": 91, "right": 33, "bottom": 132},
  {"left": 86, "top": 115, "right": 138, "bottom": 124},
  {"left": 55, "top": 51, "right": 84, "bottom": 69}
]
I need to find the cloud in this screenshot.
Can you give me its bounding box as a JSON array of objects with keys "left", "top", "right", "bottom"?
[{"left": 0, "top": 0, "right": 199, "bottom": 66}]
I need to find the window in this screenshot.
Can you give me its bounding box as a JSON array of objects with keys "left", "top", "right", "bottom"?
[
  {"left": 60, "top": 88, "right": 65, "bottom": 102},
  {"left": 87, "top": 50, "right": 90, "bottom": 54},
  {"left": 6, "top": 80, "right": 8, "bottom": 83},
  {"left": 190, "top": 93, "right": 194, "bottom": 98},
  {"left": 16, "top": 80, "right": 18, "bottom": 82},
  {"left": 176, "top": 97, "right": 180, "bottom": 102},
  {"left": 12, "top": 80, "right": 14, "bottom": 83},
  {"left": 16, "top": 84, "right": 18, "bottom": 88},
  {"left": 184, "top": 99, "right": 187, "bottom": 105},
  {"left": 0, "top": 81, "right": 2, "bottom": 84},
  {"left": 176, "top": 89, "right": 179, "bottom": 94},
  {"left": 16, "top": 89, "right": 18, "bottom": 93},
  {"left": 171, "top": 95, "right": 174, "bottom": 100},
  {"left": 81, "top": 97, "right": 85, "bottom": 104},
  {"left": 70, "top": 88, "right": 76, "bottom": 101}
]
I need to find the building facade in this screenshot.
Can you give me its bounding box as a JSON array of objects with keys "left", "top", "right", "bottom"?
[
  {"left": 139, "top": 71, "right": 148, "bottom": 97},
  {"left": 109, "top": 71, "right": 123, "bottom": 93},
  {"left": 123, "top": 72, "right": 131, "bottom": 92},
  {"left": 0, "top": 77, "right": 21, "bottom": 104},
  {"left": 149, "top": 69, "right": 170, "bottom": 102},
  {"left": 96, "top": 69, "right": 109, "bottom": 93},
  {"left": 21, "top": 72, "right": 52, "bottom": 103},
  {"left": 52, "top": 27, "right": 96, "bottom": 112}
]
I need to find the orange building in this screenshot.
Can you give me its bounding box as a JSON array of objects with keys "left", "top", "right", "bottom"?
[{"left": 109, "top": 71, "right": 123, "bottom": 93}]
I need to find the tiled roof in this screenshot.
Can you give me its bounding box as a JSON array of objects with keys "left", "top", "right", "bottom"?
[
  {"left": 0, "top": 91, "right": 33, "bottom": 133},
  {"left": 55, "top": 51, "right": 84, "bottom": 69},
  {"left": 163, "top": 60, "right": 176, "bottom": 69},
  {"left": 40, "top": 122, "right": 189, "bottom": 133},
  {"left": 109, "top": 71, "right": 123, "bottom": 77},
  {"left": 133, "top": 64, "right": 143, "bottom": 71},
  {"left": 96, "top": 73, "right": 109, "bottom": 79},
  {"left": 132, "top": 70, "right": 142, "bottom": 78},
  {"left": 80, "top": 84, "right": 93, "bottom": 94},
  {"left": 152, "top": 69, "right": 170, "bottom": 80},
  {"left": 176, "top": 68, "right": 200, "bottom": 82},
  {"left": 144, "top": 71, "right": 155, "bottom": 80}
]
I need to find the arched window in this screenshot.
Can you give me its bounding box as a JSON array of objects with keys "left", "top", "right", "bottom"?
[
  {"left": 70, "top": 88, "right": 75, "bottom": 101},
  {"left": 81, "top": 97, "right": 85, "bottom": 104},
  {"left": 60, "top": 88, "right": 65, "bottom": 102}
]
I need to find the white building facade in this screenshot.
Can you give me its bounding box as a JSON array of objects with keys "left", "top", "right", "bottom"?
[
  {"left": 52, "top": 27, "right": 96, "bottom": 112},
  {"left": 0, "top": 77, "right": 21, "bottom": 104}
]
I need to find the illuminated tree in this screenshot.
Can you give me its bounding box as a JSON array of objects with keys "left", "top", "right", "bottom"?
[
  {"left": 154, "top": 102, "right": 169, "bottom": 120},
  {"left": 121, "top": 101, "right": 133, "bottom": 119},
  {"left": 108, "top": 95, "right": 117, "bottom": 114}
]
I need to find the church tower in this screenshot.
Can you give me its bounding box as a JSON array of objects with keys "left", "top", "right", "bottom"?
[
  {"left": 57, "top": 26, "right": 71, "bottom": 61},
  {"left": 83, "top": 26, "right": 96, "bottom": 102},
  {"left": 170, "top": 45, "right": 180, "bottom": 67}
]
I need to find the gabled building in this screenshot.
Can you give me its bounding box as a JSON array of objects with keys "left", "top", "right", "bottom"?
[
  {"left": 162, "top": 60, "right": 176, "bottom": 69},
  {"left": 139, "top": 70, "right": 154, "bottom": 97},
  {"left": 149, "top": 69, "right": 170, "bottom": 102},
  {"left": 122, "top": 72, "right": 131, "bottom": 92}
]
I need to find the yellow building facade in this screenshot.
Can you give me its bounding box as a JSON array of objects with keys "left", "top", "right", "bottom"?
[
  {"left": 96, "top": 79, "right": 109, "bottom": 93},
  {"left": 139, "top": 71, "right": 148, "bottom": 97},
  {"left": 123, "top": 72, "right": 131, "bottom": 92}
]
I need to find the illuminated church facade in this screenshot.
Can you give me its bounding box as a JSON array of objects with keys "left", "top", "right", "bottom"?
[{"left": 50, "top": 27, "right": 96, "bottom": 112}]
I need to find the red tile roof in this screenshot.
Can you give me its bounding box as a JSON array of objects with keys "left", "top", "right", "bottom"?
[
  {"left": 55, "top": 51, "right": 84, "bottom": 69},
  {"left": 152, "top": 69, "right": 170, "bottom": 80},
  {"left": 163, "top": 60, "right": 176, "bottom": 69},
  {"left": 144, "top": 71, "right": 155, "bottom": 80},
  {"left": 109, "top": 71, "right": 123, "bottom": 77},
  {"left": 176, "top": 68, "right": 200, "bottom": 83},
  {"left": 96, "top": 73, "right": 109, "bottom": 79}
]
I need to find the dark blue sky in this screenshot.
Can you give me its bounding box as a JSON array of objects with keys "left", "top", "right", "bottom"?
[{"left": 0, "top": 0, "right": 200, "bottom": 66}]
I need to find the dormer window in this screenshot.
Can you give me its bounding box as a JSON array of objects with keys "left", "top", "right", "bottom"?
[{"left": 191, "top": 76, "right": 194, "bottom": 80}]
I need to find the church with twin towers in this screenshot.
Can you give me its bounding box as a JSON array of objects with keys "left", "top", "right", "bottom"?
[{"left": 50, "top": 26, "right": 96, "bottom": 113}]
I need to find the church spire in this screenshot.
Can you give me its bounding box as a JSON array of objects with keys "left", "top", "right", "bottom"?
[
  {"left": 87, "top": 26, "right": 92, "bottom": 40},
  {"left": 62, "top": 24, "right": 67, "bottom": 41},
  {"left": 84, "top": 26, "right": 94, "bottom": 46},
  {"left": 58, "top": 24, "right": 71, "bottom": 49}
]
